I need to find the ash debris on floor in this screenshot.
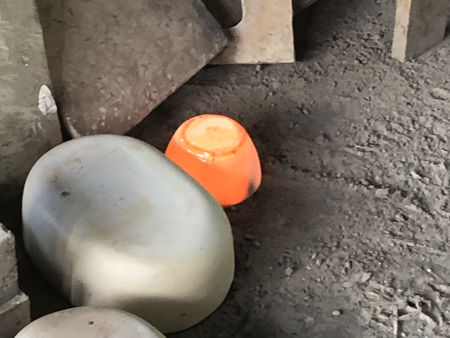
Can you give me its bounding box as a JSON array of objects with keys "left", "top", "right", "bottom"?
[{"left": 130, "top": 0, "right": 449, "bottom": 337}]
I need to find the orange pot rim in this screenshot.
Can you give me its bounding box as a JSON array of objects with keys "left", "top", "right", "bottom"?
[{"left": 179, "top": 114, "right": 248, "bottom": 158}]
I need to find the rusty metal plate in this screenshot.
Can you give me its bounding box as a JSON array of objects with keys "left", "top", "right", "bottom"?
[{"left": 38, "top": 0, "right": 227, "bottom": 136}]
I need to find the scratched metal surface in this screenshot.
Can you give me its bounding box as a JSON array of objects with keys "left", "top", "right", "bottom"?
[
  {"left": 36, "top": 0, "right": 227, "bottom": 137},
  {"left": 0, "top": 0, "right": 62, "bottom": 203}
]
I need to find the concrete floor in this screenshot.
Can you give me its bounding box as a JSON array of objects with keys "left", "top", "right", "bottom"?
[
  {"left": 132, "top": 1, "right": 450, "bottom": 336},
  {"left": 4, "top": 0, "right": 449, "bottom": 337}
]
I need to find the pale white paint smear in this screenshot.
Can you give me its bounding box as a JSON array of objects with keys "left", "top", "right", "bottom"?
[{"left": 38, "top": 85, "right": 57, "bottom": 115}]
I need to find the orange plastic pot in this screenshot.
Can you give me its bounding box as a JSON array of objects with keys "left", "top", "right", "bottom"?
[{"left": 166, "top": 114, "right": 262, "bottom": 207}]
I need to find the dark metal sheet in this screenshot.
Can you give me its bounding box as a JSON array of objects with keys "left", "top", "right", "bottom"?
[
  {"left": 37, "top": 0, "right": 227, "bottom": 136},
  {"left": 0, "top": 0, "right": 62, "bottom": 202}
]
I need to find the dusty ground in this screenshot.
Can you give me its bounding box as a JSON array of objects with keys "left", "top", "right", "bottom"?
[
  {"left": 133, "top": 1, "right": 450, "bottom": 336},
  {"left": 3, "top": 0, "right": 449, "bottom": 337}
]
